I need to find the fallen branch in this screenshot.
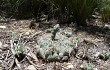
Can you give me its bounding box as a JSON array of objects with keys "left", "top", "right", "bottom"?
[
  {"left": 10, "top": 40, "right": 15, "bottom": 55},
  {"left": 15, "top": 58, "right": 22, "bottom": 70},
  {"left": 23, "top": 31, "right": 43, "bottom": 44},
  {"left": 29, "top": 31, "right": 43, "bottom": 39},
  {"left": 26, "top": 56, "right": 38, "bottom": 70}
]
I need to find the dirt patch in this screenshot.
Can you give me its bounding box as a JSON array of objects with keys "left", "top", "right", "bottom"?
[{"left": 0, "top": 19, "right": 110, "bottom": 70}]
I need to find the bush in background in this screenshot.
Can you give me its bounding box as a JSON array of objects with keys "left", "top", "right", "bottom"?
[
  {"left": 47, "top": 0, "right": 70, "bottom": 24},
  {"left": 0, "top": 0, "right": 32, "bottom": 18},
  {"left": 1, "top": 0, "right": 110, "bottom": 25},
  {"left": 99, "top": 0, "right": 110, "bottom": 22},
  {"left": 48, "top": 0, "right": 99, "bottom": 25},
  {"left": 0, "top": 0, "right": 48, "bottom": 19},
  {"left": 101, "top": 5, "right": 110, "bottom": 22},
  {"left": 68, "top": 0, "right": 99, "bottom": 25}
]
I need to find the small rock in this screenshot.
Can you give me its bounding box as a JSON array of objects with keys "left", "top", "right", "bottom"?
[
  {"left": 0, "top": 41, "right": 2, "bottom": 48},
  {"left": 105, "top": 24, "right": 110, "bottom": 28},
  {"left": 105, "top": 24, "right": 109, "bottom": 27},
  {"left": 0, "top": 44, "right": 9, "bottom": 50},
  {"left": 93, "top": 68, "right": 98, "bottom": 70},
  {"left": 64, "top": 63, "right": 74, "bottom": 69},
  {"left": 80, "top": 64, "right": 84, "bottom": 69},
  {"left": 11, "top": 19, "right": 16, "bottom": 21},
  {"left": 0, "top": 67, "right": 2, "bottom": 70},
  {"left": 20, "top": 21, "right": 24, "bottom": 24},
  {"left": 62, "top": 56, "right": 68, "bottom": 61},
  {"left": 27, "top": 51, "right": 38, "bottom": 62},
  {"left": 24, "top": 30, "right": 33, "bottom": 35},
  {"left": 25, "top": 32, "right": 30, "bottom": 35},
  {"left": 3, "top": 44, "right": 8, "bottom": 47},
  {"left": 0, "top": 26, "right": 6, "bottom": 29},
  {"left": 26, "top": 65, "right": 36, "bottom": 70},
  {"left": 94, "top": 52, "right": 100, "bottom": 58}
]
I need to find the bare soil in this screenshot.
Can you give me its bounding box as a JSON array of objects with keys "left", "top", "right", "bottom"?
[{"left": 0, "top": 19, "right": 110, "bottom": 70}]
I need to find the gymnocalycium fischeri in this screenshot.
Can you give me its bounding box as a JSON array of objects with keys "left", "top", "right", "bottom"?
[{"left": 37, "top": 24, "right": 74, "bottom": 61}]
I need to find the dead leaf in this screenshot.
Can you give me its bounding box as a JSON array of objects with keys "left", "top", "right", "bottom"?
[
  {"left": 27, "top": 50, "right": 38, "bottom": 62},
  {"left": 3, "top": 44, "right": 8, "bottom": 47},
  {"left": 63, "top": 63, "right": 74, "bottom": 69},
  {"left": 0, "top": 41, "right": 2, "bottom": 48},
  {"left": 15, "top": 58, "right": 21, "bottom": 69},
  {"left": 105, "top": 24, "right": 110, "bottom": 28},
  {"left": 25, "top": 32, "right": 30, "bottom": 35},
  {"left": 94, "top": 52, "right": 100, "bottom": 58},
  {"left": 26, "top": 65, "right": 36, "bottom": 70},
  {"left": 80, "top": 64, "right": 84, "bottom": 69}
]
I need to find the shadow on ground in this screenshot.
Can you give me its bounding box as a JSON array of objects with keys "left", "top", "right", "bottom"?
[{"left": 75, "top": 24, "right": 110, "bottom": 45}]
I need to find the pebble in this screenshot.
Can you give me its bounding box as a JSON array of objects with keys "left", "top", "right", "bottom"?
[
  {"left": 0, "top": 26, "right": 6, "bottom": 29},
  {"left": 93, "top": 68, "right": 98, "bottom": 70},
  {"left": 3, "top": 44, "right": 8, "bottom": 47},
  {"left": 26, "top": 65, "right": 36, "bottom": 70},
  {"left": 94, "top": 52, "right": 100, "bottom": 58},
  {"left": 63, "top": 63, "right": 74, "bottom": 69}
]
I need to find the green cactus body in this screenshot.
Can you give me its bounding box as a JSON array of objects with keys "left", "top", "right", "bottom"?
[
  {"left": 37, "top": 24, "right": 74, "bottom": 61},
  {"left": 39, "top": 48, "right": 45, "bottom": 59},
  {"left": 84, "top": 63, "right": 93, "bottom": 70},
  {"left": 37, "top": 36, "right": 73, "bottom": 61},
  {"left": 99, "top": 51, "right": 110, "bottom": 60}
]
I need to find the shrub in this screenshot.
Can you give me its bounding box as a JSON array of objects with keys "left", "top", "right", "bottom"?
[
  {"left": 48, "top": 0, "right": 99, "bottom": 25},
  {"left": 47, "top": 0, "right": 70, "bottom": 23},
  {"left": 101, "top": 5, "right": 110, "bottom": 22},
  {"left": 99, "top": 0, "right": 110, "bottom": 22},
  {"left": 0, "top": 0, "right": 48, "bottom": 18},
  {"left": 0, "top": 0, "right": 32, "bottom": 18},
  {"left": 49, "top": 0, "right": 68, "bottom": 13},
  {"left": 68, "top": 0, "right": 99, "bottom": 25},
  {"left": 0, "top": 0, "right": 103, "bottom": 25},
  {"left": 31, "top": 0, "right": 49, "bottom": 18}
]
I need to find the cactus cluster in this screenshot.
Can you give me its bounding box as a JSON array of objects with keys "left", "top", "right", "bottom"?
[
  {"left": 37, "top": 36, "right": 73, "bottom": 61},
  {"left": 37, "top": 24, "right": 75, "bottom": 61},
  {"left": 99, "top": 51, "right": 110, "bottom": 60},
  {"left": 81, "top": 62, "right": 94, "bottom": 70}
]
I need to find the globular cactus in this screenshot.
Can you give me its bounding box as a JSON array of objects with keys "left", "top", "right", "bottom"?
[
  {"left": 99, "top": 51, "right": 110, "bottom": 60},
  {"left": 37, "top": 24, "right": 73, "bottom": 61},
  {"left": 80, "top": 62, "right": 94, "bottom": 70},
  {"left": 37, "top": 37, "right": 73, "bottom": 61}
]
